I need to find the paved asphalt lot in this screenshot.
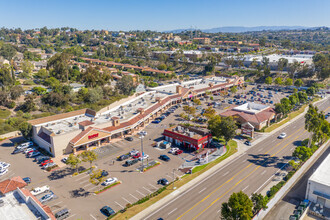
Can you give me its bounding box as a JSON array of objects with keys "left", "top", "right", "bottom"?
[
  {"left": 0, "top": 106, "right": 192, "bottom": 219},
  {"left": 142, "top": 97, "right": 330, "bottom": 220}
]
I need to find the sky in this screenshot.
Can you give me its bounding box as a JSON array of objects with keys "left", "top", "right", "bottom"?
[{"left": 0, "top": 0, "right": 329, "bottom": 31}]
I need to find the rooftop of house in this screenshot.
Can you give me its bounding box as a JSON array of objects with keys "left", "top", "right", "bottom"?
[
  {"left": 0, "top": 176, "right": 27, "bottom": 194},
  {"left": 233, "top": 102, "right": 269, "bottom": 114},
  {"left": 309, "top": 153, "right": 330, "bottom": 187}
]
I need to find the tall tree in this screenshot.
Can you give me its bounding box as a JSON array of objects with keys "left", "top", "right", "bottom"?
[
  {"left": 221, "top": 191, "right": 253, "bottom": 220},
  {"left": 47, "top": 52, "right": 71, "bottom": 82},
  {"left": 251, "top": 193, "right": 268, "bottom": 215},
  {"left": 66, "top": 154, "right": 81, "bottom": 173},
  {"left": 116, "top": 75, "right": 136, "bottom": 95},
  {"left": 80, "top": 150, "right": 98, "bottom": 170}
]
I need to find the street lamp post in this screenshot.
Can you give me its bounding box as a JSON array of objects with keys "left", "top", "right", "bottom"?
[{"left": 138, "top": 132, "right": 144, "bottom": 172}]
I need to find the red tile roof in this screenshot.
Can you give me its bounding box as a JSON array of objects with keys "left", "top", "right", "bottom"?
[
  {"left": 0, "top": 176, "right": 27, "bottom": 194},
  {"left": 70, "top": 126, "right": 94, "bottom": 144},
  {"left": 20, "top": 188, "right": 56, "bottom": 220},
  {"left": 220, "top": 107, "right": 275, "bottom": 125}
]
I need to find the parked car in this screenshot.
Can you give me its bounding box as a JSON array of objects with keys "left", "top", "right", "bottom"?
[
  {"left": 129, "top": 149, "right": 139, "bottom": 156},
  {"left": 98, "top": 170, "right": 109, "bottom": 178},
  {"left": 36, "top": 156, "right": 50, "bottom": 164},
  {"left": 244, "top": 141, "right": 251, "bottom": 146},
  {"left": 39, "top": 193, "right": 54, "bottom": 203},
  {"left": 0, "top": 168, "right": 8, "bottom": 176},
  {"left": 125, "top": 136, "right": 133, "bottom": 141},
  {"left": 132, "top": 153, "right": 141, "bottom": 159},
  {"left": 159, "top": 155, "right": 170, "bottom": 162},
  {"left": 24, "top": 147, "right": 36, "bottom": 154},
  {"left": 31, "top": 185, "right": 50, "bottom": 196},
  {"left": 125, "top": 159, "right": 139, "bottom": 166},
  {"left": 152, "top": 120, "right": 161, "bottom": 124},
  {"left": 43, "top": 163, "right": 56, "bottom": 169},
  {"left": 118, "top": 154, "right": 130, "bottom": 161},
  {"left": 41, "top": 160, "right": 53, "bottom": 167},
  {"left": 12, "top": 148, "right": 23, "bottom": 154},
  {"left": 55, "top": 208, "right": 70, "bottom": 220},
  {"left": 61, "top": 157, "right": 68, "bottom": 164},
  {"left": 23, "top": 177, "right": 31, "bottom": 184},
  {"left": 278, "top": 133, "right": 287, "bottom": 139},
  {"left": 0, "top": 162, "right": 10, "bottom": 170},
  {"left": 175, "top": 150, "right": 183, "bottom": 155},
  {"left": 139, "top": 154, "right": 149, "bottom": 161},
  {"left": 28, "top": 151, "right": 41, "bottom": 158},
  {"left": 16, "top": 141, "right": 33, "bottom": 150},
  {"left": 157, "top": 178, "right": 169, "bottom": 185},
  {"left": 100, "top": 206, "right": 115, "bottom": 217},
  {"left": 102, "top": 177, "right": 118, "bottom": 186},
  {"left": 169, "top": 147, "right": 179, "bottom": 154}
]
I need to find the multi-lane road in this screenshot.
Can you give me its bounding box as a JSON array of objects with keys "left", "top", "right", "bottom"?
[{"left": 143, "top": 97, "right": 330, "bottom": 220}]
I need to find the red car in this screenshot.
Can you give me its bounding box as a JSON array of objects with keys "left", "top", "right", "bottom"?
[
  {"left": 175, "top": 150, "right": 183, "bottom": 155},
  {"left": 132, "top": 153, "right": 141, "bottom": 159},
  {"left": 41, "top": 160, "right": 53, "bottom": 166}
]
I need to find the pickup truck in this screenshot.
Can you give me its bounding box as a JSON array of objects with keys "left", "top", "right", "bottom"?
[{"left": 31, "top": 185, "right": 50, "bottom": 196}]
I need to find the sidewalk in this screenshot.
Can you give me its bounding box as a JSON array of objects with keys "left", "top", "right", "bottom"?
[{"left": 131, "top": 96, "right": 328, "bottom": 220}]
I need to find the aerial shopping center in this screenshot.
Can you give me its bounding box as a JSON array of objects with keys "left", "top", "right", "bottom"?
[{"left": 28, "top": 75, "right": 244, "bottom": 158}]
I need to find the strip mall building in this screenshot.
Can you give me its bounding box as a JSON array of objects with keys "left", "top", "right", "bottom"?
[{"left": 29, "top": 76, "right": 244, "bottom": 158}]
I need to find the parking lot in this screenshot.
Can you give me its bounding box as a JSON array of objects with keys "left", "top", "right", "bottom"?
[{"left": 0, "top": 84, "right": 297, "bottom": 219}]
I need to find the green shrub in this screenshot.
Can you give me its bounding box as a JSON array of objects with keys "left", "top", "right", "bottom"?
[
  {"left": 0, "top": 109, "right": 11, "bottom": 119},
  {"left": 6, "top": 101, "right": 16, "bottom": 109}
]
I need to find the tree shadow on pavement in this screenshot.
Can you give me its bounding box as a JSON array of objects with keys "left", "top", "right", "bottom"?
[
  {"left": 1, "top": 136, "right": 26, "bottom": 147},
  {"left": 48, "top": 167, "right": 74, "bottom": 180},
  {"left": 70, "top": 187, "right": 90, "bottom": 198},
  {"left": 247, "top": 154, "right": 281, "bottom": 167}
]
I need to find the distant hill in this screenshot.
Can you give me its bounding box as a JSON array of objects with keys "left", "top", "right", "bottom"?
[{"left": 166, "top": 26, "right": 323, "bottom": 33}]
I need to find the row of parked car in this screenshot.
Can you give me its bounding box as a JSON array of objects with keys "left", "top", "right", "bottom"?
[
  {"left": 0, "top": 161, "right": 10, "bottom": 176},
  {"left": 152, "top": 105, "right": 179, "bottom": 124},
  {"left": 12, "top": 141, "right": 57, "bottom": 169}
]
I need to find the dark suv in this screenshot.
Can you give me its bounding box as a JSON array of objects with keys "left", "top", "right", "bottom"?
[
  {"left": 159, "top": 155, "right": 170, "bottom": 162},
  {"left": 100, "top": 206, "right": 115, "bottom": 217},
  {"left": 118, "top": 154, "right": 130, "bottom": 161},
  {"left": 125, "top": 159, "right": 139, "bottom": 166}
]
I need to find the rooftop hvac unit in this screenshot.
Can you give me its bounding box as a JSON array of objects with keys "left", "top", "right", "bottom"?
[
  {"left": 189, "top": 132, "right": 194, "bottom": 137},
  {"left": 177, "top": 126, "right": 181, "bottom": 131}
]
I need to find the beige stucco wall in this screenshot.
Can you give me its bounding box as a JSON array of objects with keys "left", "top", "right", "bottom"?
[{"left": 51, "top": 130, "right": 81, "bottom": 157}]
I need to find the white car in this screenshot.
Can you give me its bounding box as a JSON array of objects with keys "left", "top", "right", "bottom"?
[
  {"left": 129, "top": 149, "right": 139, "bottom": 156},
  {"left": 0, "top": 162, "right": 10, "bottom": 170},
  {"left": 278, "top": 133, "right": 287, "bottom": 139},
  {"left": 17, "top": 141, "right": 33, "bottom": 150},
  {"left": 43, "top": 163, "right": 56, "bottom": 169},
  {"left": 102, "top": 177, "right": 118, "bottom": 186},
  {"left": 24, "top": 147, "right": 36, "bottom": 154},
  {"left": 140, "top": 131, "right": 147, "bottom": 136},
  {"left": 0, "top": 168, "right": 8, "bottom": 176},
  {"left": 31, "top": 185, "right": 50, "bottom": 196},
  {"left": 139, "top": 154, "right": 149, "bottom": 161},
  {"left": 169, "top": 148, "right": 179, "bottom": 154}
]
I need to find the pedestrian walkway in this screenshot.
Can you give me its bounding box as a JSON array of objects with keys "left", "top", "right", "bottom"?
[{"left": 181, "top": 146, "right": 226, "bottom": 168}]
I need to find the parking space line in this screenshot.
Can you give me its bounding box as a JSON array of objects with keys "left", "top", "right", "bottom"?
[
  {"left": 166, "top": 174, "right": 172, "bottom": 179},
  {"left": 83, "top": 183, "right": 93, "bottom": 188},
  {"left": 90, "top": 214, "right": 97, "bottom": 220},
  {"left": 115, "top": 201, "right": 124, "bottom": 209},
  {"left": 86, "top": 185, "right": 99, "bottom": 192},
  {"left": 65, "top": 213, "right": 76, "bottom": 219},
  {"left": 50, "top": 201, "right": 63, "bottom": 206},
  {"left": 79, "top": 179, "right": 91, "bottom": 184},
  {"left": 52, "top": 206, "right": 66, "bottom": 213},
  {"left": 143, "top": 186, "right": 152, "bottom": 193},
  {"left": 75, "top": 175, "right": 89, "bottom": 181},
  {"left": 149, "top": 183, "right": 157, "bottom": 190},
  {"left": 130, "top": 193, "right": 138, "bottom": 200},
  {"left": 136, "top": 190, "right": 145, "bottom": 197},
  {"left": 122, "top": 197, "right": 131, "bottom": 204}
]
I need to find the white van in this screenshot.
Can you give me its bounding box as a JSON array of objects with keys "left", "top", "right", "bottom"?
[{"left": 16, "top": 141, "right": 33, "bottom": 150}]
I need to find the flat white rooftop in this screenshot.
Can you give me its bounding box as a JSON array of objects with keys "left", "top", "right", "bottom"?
[
  {"left": 233, "top": 102, "right": 269, "bottom": 114},
  {"left": 243, "top": 54, "right": 313, "bottom": 64},
  {"left": 0, "top": 191, "right": 40, "bottom": 220},
  {"left": 150, "top": 76, "right": 228, "bottom": 94},
  {"left": 309, "top": 153, "right": 330, "bottom": 187}
]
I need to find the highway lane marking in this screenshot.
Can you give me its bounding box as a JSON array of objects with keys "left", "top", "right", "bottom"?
[
  {"left": 136, "top": 190, "right": 145, "bottom": 197},
  {"left": 143, "top": 186, "right": 152, "bottom": 193},
  {"left": 176, "top": 127, "right": 304, "bottom": 220},
  {"left": 257, "top": 148, "right": 263, "bottom": 152},
  {"left": 90, "top": 214, "right": 97, "bottom": 220},
  {"left": 130, "top": 193, "right": 138, "bottom": 200},
  {"left": 242, "top": 185, "right": 249, "bottom": 192},
  {"left": 198, "top": 188, "right": 207, "bottom": 194},
  {"left": 261, "top": 170, "right": 267, "bottom": 175},
  {"left": 190, "top": 130, "right": 307, "bottom": 220},
  {"left": 122, "top": 197, "right": 131, "bottom": 204},
  {"left": 115, "top": 201, "right": 124, "bottom": 209},
  {"left": 290, "top": 147, "right": 295, "bottom": 151},
  {"left": 222, "top": 171, "right": 229, "bottom": 176},
  {"left": 254, "top": 161, "right": 290, "bottom": 194},
  {"left": 144, "top": 151, "right": 248, "bottom": 220},
  {"left": 168, "top": 208, "right": 177, "bottom": 215}
]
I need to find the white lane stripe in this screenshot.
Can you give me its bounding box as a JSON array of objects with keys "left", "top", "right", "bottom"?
[
  {"left": 149, "top": 183, "right": 157, "bottom": 189},
  {"left": 136, "top": 190, "right": 145, "bottom": 197},
  {"left": 51, "top": 201, "right": 63, "bottom": 206},
  {"left": 79, "top": 179, "right": 90, "bottom": 184},
  {"left": 168, "top": 208, "right": 177, "bottom": 215},
  {"left": 242, "top": 185, "right": 249, "bottom": 192},
  {"left": 222, "top": 171, "right": 229, "bottom": 176},
  {"left": 75, "top": 175, "right": 89, "bottom": 181},
  {"left": 122, "top": 197, "right": 131, "bottom": 204},
  {"left": 261, "top": 170, "right": 267, "bottom": 175},
  {"left": 130, "top": 193, "right": 138, "bottom": 200},
  {"left": 198, "top": 187, "right": 207, "bottom": 194},
  {"left": 90, "top": 214, "right": 97, "bottom": 220},
  {"left": 143, "top": 186, "right": 152, "bottom": 193},
  {"left": 257, "top": 148, "right": 263, "bottom": 152},
  {"left": 166, "top": 174, "right": 173, "bottom": 179},
  {"left": 115, "top": 201, "right": 124, "bottom": 209}
]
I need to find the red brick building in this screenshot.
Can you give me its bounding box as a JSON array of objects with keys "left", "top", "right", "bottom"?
[{"left": 163, "top": 126, "right": 212, "bottom": 150}]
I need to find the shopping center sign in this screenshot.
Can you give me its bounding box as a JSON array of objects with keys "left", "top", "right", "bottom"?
[{"left": 88, "top": 133, "right": 99, "bottom": 139}]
